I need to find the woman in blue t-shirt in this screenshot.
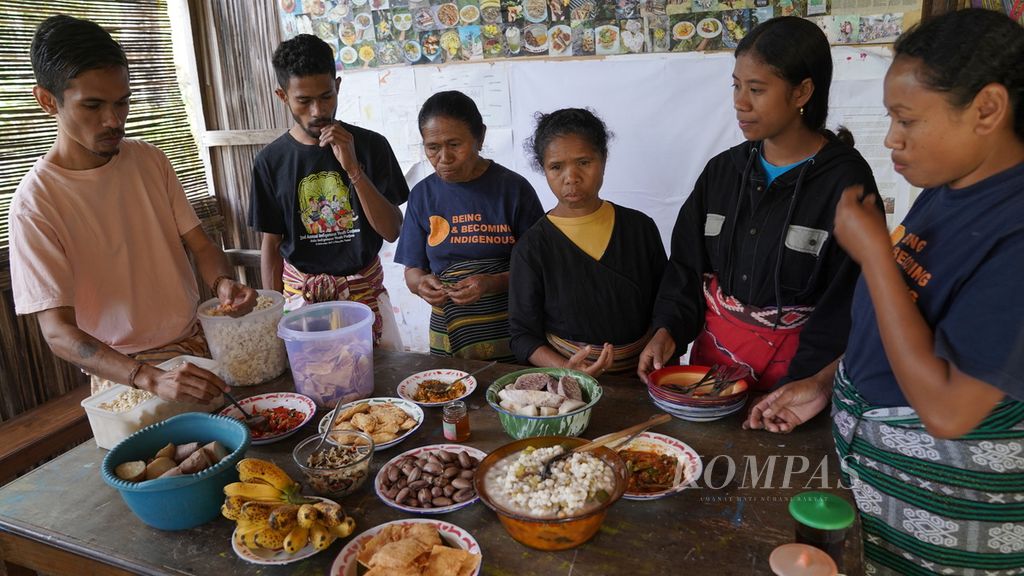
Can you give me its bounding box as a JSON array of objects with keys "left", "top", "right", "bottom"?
[
  {"left": 746, "top": 10, "right": 1024, "bottom": 574},
  {"left": 395, "top": 91, "right": 544, "bottom": 361}
]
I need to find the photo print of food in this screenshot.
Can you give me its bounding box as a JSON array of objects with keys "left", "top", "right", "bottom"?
[
  {"left": 459, "top": 24, "right": 485, "bottom": 59},
  {"left": 619, "top": 18, "right": 645, "bottom": 52},
  {"left": 373, "top": 9, "right": 396, "bottom": 39},
  {"left": 499, "top": 21, "right": 523, "bottom": 54},
  {"left": 549, "top": 0, "right": 570, "bottom": 20},
  {"left": 481, "top": 23, "right": 508, "bottom": 57},
  {"left": 549, "top": 23, "right": 573, "bottom": 54},
  {"left": 571, "top": 20, "right": 597, "bottom": 55},
  {"left": 646, "top": 13, "right": 670, "bottom": 51},
  {"left": 276, "top": 0, "right": 917, "bottom": 69}
]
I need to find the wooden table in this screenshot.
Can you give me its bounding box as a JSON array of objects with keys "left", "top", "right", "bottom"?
[{"left": 0, "top": 350, "right": 862, "bottom": 575}]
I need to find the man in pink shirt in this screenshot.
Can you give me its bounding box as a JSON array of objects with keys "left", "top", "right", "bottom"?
[{"left": 8, "top": 15, "right": 256, "bottom": 403}]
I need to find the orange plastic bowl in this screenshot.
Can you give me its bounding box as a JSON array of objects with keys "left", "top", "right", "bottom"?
[
  {"left": 473, "top": 436, "right": 629, "bottom": 551},
  {"left": 648, "top": 365, "right": 749, "bottom": 406}
]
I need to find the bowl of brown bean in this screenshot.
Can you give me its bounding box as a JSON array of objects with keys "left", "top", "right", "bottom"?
[
  {"left": 374, "top": 444, "right": 486, "bottom": 514},
  {"left": 292, "top": 430, "right": 374, "bottom": 498}
]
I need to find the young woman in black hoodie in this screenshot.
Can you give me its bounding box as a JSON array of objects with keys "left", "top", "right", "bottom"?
[{"left": 638, "top": 16, "right": 880, "bottom": 392}]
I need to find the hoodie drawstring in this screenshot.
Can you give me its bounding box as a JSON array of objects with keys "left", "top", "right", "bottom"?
[
  {"left": 771, "top": 157, "right": 815, "bottom": 330},
  {"left": 719, "top": 147, "right": 759, "bottom": 295}
]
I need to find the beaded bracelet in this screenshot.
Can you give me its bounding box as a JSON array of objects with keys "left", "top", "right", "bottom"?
[
  {"left": 127, "top": 362, "right": 144, "bottom": 389},
  {"left": 211, "top": 274, "right": 232, "bottom": 294}
]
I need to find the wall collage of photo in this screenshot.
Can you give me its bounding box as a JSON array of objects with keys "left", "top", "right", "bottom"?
[{"left": 278, "top": 0, "right": 915, "bottom": 69}]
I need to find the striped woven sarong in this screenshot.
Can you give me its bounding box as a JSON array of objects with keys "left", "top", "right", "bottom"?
[
  {"left": 428, "top": 258, "right": 515, "bottom": 362},
  {"left": 89, "top": 322, "right": 210, "bottom": 395},
  {"left": 282, "top": 256, "right": 386, "bottom": 345},
  {"left": 691, "top": 274, "right": 813, "bottom": 391},
  {"left": 832, "top": 362, "right": 1024, "bottom": 575},
  {"left": 545, "top": 329, "right": 652, "bottom": 375}
]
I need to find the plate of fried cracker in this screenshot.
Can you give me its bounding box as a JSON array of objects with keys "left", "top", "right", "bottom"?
[
  {"left": 319, "top": 397, "right": 424, "bottom": 451},
  {"left": 330, "top": 519, "right": 481, "bottom": 576}
]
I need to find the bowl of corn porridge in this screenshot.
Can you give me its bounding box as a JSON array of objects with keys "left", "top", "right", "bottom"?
[{"left": 474, "top": 436, "right": 628, "bottom": 550}]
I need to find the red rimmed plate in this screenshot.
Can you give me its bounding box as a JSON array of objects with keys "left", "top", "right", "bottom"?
[
  {"left": 594, "top": 431, "right": 703, "bottom": 500},
  {"left": 231, "top": 495, "right": 337, "bottom": 564},
  {"left": 374, "top": 444, "right": 485, "bottom": 514},
  {"left": 217, "top": 392, "right": 316, "bottom": 445},
  {"left": 647, "top": 380, "right": 747, "bottom": 406},
  {"left": 330, "top": 518, "right": 481, "bottom": 575},
  {"left": 318, "top": 397, "right": 424, "bottom": 451},
  {"left": 648, "top": 366, "right": 748, "bottom": 406},
  {"left": 397, "top": 369, "right": 477, "bottom": 407}
]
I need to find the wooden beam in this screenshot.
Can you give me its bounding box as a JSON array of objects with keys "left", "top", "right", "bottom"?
[
  {"left": 200, "top": 129, "right": 282, "bottom": 147},
  {"left": 224, "top": 248, "right": 262, "bottom": 268},
  {"left": 0, "top": 385, "right": 92, "bottom": 485},
  {"left": 0, "top": 532, "right": 136, "bottom": 576}
]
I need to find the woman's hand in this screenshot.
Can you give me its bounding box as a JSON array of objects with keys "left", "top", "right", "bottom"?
[
  {"left": 415, "top": 274, "right": 449, "bottom": 306},
  {"left": 834, "top": 185, "right": 891, "bottom": 267},
  {"left": 637, "top": 328, "right": 676, "bottom": 384},
  {"left": 448, "top": 274, "right": 491, "bottom": 305},
  {"left": 565, "top": 343, "right": 614, "bottom": 377},
  {"left": 743, "top": 377, "right": 830, "bottom": 433},
  {"left": 138, "top": 362, "right": 227, "bottom": 404}
]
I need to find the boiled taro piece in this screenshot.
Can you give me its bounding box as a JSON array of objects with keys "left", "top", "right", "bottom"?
[
  {"left": 500, "top": 388, "right": 564, "bottom": 408},
  {"left": 558, "top": 399, "right": 587, "bottom": 414},
  {"left": 515, "top": 404, "right": 539, "bottom": 416},
  {"left": 557, "top": 375, "right": 583, "bottom": 401},
  {"left": 510, "top": 373, "right": 556, "bottom": 391}
]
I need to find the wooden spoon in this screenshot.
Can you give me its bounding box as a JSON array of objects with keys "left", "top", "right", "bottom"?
[{"left": 541, "top": 413, "right": 672, "bottom": 478}]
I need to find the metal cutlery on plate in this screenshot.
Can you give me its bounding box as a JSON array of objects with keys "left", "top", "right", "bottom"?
[{"left": 662, "top": 364, "right": 748, "bottom": 397}]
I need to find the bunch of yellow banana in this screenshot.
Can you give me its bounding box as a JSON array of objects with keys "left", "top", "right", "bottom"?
[
  {"left": 223, "top": 458, "right": 304, "bottom": 504},
  {"left": 222, "top": 458, "right": 356, "bottom": 554}
]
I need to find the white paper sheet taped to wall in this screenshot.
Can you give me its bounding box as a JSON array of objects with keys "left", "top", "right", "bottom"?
[{"left": 336, "top": 47, "right": 911, "bottom": 351}]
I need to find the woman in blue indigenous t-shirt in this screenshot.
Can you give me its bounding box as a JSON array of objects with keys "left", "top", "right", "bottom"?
[
  {"left": 745, "top": 10, "right": 1024, "bottom": 575},
  {"left": 395, "top": 91, "right": 544, "bottom": 361}
]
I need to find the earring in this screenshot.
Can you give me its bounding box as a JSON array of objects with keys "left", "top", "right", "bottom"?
[{"left": 799, "top": 107, "right": 805, "bottom": 116}]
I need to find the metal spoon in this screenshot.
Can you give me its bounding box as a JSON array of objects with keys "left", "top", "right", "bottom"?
[
  {"left": 444, "top": 360, "right": 498, "bottom": 392},
  {"left": 420, "top": 360, "right": 499, "bottom": 400},
  {"left": 313, "top": 392, "right": 353, "bottom": 454},
  {"left": 223, "top": 391, "right": 268, "bottom": 433}
]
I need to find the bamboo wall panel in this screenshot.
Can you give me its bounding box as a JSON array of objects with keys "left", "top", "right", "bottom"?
[
  {"left": 1, "top": 0, "right": 215, "bottom": 422},
  {"left": 0, "top": 256, "right": 86, "bottom": 423},
  {"left": 191, "top": 0, "right": 291, "bottom": 287}
]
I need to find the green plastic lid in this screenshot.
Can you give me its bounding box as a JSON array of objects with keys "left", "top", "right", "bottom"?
[{"left": 788, "top": 491, "right": 855, "bottom": 531}]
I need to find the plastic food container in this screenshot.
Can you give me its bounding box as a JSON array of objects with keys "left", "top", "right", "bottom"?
[
  {"left": 197, "top": 289, "right": 288, "bottom": 386},
  {"left": 769, "top": 543, "right": 838, "bottom": 576},
  {"left": 789, "top": 491, "right": 855, "bottom": 569},
  {"left": 156, "top": 355, "right": 222, "bottom": 376},
  {"left": 278, "top": 301, "right": 375, "bottom": 407},
  {"left": 82, "top": 358, "right": 220, "bottom": 450}
]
